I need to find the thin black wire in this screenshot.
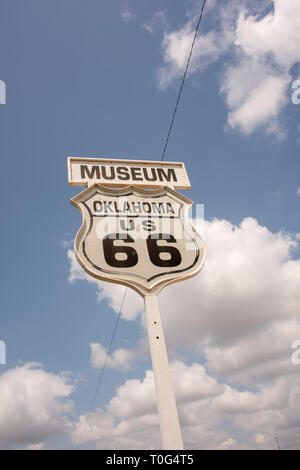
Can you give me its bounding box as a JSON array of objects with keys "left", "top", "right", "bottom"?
[
  {"left": 75, "top": 288, "right": 127, "bottom": 449},
  {"left": 77, "top": 0, "right": 208, "bottom": 448},
  {"left": 161, "top": 0, "right": 207, "bottom": 161}
]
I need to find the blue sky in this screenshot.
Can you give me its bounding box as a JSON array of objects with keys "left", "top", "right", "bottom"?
[{"left": 1, "top": 0, "right": 300, "bottom": 450}]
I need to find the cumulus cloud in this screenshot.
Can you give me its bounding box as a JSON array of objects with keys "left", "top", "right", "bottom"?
[
  {"left": 68, "top": 215, "right": 300, "bottom": 383},
  {"left": 71, "top": 370, "right": 159, "bottom": 449},
  {"left": 24, "top": 442, "right": 46, "bottom": 450},
  {"left": 220, "top": 0, "right": 300, "bottom": 136},
  {"left": 221, "top": 60, "right": 289, "bottom": 136},
  {"left": 158, "top": 22, "right": 233, "bottom": 90},
  {"left": 141, "top": 11, "right": 167, "bottom": 36},
  {"left": 0, "top": 363, "right": 74, "bottom": 449},
  {"left": 121, "top": 3, "right": 137, "bottom": 22},
  {"left": 253, "top": 432, "right": 271, "bottom": 446},
  {"left": 67, "top": 249, "right": 143, "bottom": 321},
  {"left": 68, "top": 215, "right": 300, "bottom": 448},
  {"left": 205, "top": 319, "right": 300, "bottom": 383},
  {"left": 71, "top": 359, "right": 300, "bottom": 449},
  {"left": 157, "top": 0, "right": 300, "bottom": 137},
  {"left": 235, "top": 2, "right": 300, "bottom": 69},
  {"left": 90, "top": 342, "right": 138, "bottom": 372},
  {"left": 157, "top": 0, "right": 242, "bottom": 89},
  {"left": 71, "top": 362, "right": 225, "bottom": 449},
  {"left": 156, "top": 218, "right": 300, "bottom": 368},
  {"left": 219, "top": 437, "right": 237, "bottom": 449}
]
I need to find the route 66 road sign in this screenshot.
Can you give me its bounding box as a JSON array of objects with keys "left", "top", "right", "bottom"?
[{"left": 71, "top": 184, "right": 206, "bottom": 296}]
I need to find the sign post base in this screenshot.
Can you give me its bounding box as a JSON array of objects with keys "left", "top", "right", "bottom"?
[{"left": 144, "top": 294, "right": 184, "bottom": 450}]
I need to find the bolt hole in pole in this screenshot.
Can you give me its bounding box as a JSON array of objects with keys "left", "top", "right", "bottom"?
[{"left": 144, "top": 294, "right": 184, "bottom": 450}]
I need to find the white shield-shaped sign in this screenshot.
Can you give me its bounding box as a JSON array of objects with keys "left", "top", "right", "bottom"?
[{"left": 71, "top": 184, "right": 205, "bottom": 296}]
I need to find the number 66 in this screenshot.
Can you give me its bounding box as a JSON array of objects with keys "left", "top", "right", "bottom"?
[{"left": 102, "top": 233, "right": 182, "bottom": 268}]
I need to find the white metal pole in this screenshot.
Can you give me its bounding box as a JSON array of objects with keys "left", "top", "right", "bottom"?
[{"left": 144, "top": 294, "right": 184, "bottom": 450}]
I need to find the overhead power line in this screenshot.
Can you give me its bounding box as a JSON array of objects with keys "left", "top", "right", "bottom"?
[
  {"left": 161, "top": 0, "right": 208, "bottom": 161},
  {"left": 77, "top": 0, "right": 208, "bottom": 449},
  {"left": 88, "top": 289, "right": 126, "bottom": 414},
  {"left": 75, "top": 288, "right": 127, "bottom": 449}
]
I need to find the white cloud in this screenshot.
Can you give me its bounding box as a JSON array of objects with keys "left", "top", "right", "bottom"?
[
  {"left": 67, "top": 215, "right": 300, "bottom": 448},
  {"left": 221, "top": 0, "right": 300, "bottom": 136},
  {"left": 60, "top": 238, "right": 74, "bottom": 249},
  {"left": 154, "top": 217, "right": 300, "bottom": 368},
  {"left": 72, "top": 410, "right": 117, "bottom": 448},
  {"left": 67, "top": 249, "right": 143, "bottom": 321},
  {"left": 24, "top": 442, "right": 45, "bottom": 450},
  {"left": 90, "top": 342, "right": 137, "bottom": 372},
  {"left": 141, "top": 11, "right": 167, "bottom": 36},
  {"left": 158, "top": 23, "right": 233, "bottom": 90},
  {"left": 107, "top": 369, "right": 157, "bottom": 420},
  {"left": 219, "top": 437, "right": 237, "bottom": 449},
  {"left": 68, "top": 216, "right": 300, "bottom": 384},
  {"left": 297, "top": 187, "right": 300, "bottom": 195},
  {"left": 0, "top": 363, "right": 74, "bottom": 448},
  {"left": 169, "top": 361, "right": 222, "bottom": 404},
  {"left": 156, "top": 0, "right": 240, "bottom": 90},
  {"left": 157, "top": 0, "right": 300, "bottom": 137},
  {"left": 205, "top": 319, "right": 300, "bottom": 383},
  {"left": 221, "top": 60, "right": 289, "bottom": 135},
  {"left": 71, "top": 359, "right": 300, "bottom": 449},
  {"left": 253, "top": 432, "right": 271, "bottom": 446},
  {"left": 236, "top": 2, "right": 300, "bottom": 69},
  {"left": 71, "top": 370, "right": 160, "bottom": 449},
  {"left": 121, "top": 4, "right": 137, "bottom": 22},
  {"left": 71, "top": 362, "right": 227, "bottom": 449}
]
